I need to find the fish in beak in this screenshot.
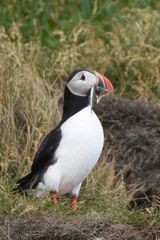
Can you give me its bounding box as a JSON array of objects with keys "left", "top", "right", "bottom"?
[
  {"left": 95, "top": 72, "right": 113, "bottom": 103},
  {"left": 89, "top": 71, "right": 113, "bottom": 111}
]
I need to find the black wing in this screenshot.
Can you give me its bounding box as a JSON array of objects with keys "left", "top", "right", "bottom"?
[
  {"left": 13, "top": 126, "right": 62, "bottom": 192},
  {"left": 31, "top": 126, "right": 62, "bottom": 174}
]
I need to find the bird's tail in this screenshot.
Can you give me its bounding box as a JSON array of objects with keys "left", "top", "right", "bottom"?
[{"left": 12, "top": 172, "right": 39, "bottom": 193}]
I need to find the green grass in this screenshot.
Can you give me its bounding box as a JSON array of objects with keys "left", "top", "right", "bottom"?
[
  {"left": 1, "top": 172, "right": 160, "bottom": 233},
  {"left": 0, "top": 0, "right": 160, "bottom": 48},
  {"left": 0, "top": 0, "right": 160, "bottom": 234},
  {"left": 1, "top": 158, "right": 160, "bottom": 232}
]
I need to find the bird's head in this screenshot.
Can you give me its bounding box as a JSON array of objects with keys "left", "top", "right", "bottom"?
[{"left": 66, "top": 69, "right": 113, "bottom": 109}]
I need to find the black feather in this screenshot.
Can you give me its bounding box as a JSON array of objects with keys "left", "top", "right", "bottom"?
[{"left": 13, "top": 127, "right": 62, "bottom": 192}]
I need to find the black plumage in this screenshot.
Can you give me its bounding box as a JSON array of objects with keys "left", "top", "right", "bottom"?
[{"left": 14, "top": 127, "right": 62, "bottom": 192}]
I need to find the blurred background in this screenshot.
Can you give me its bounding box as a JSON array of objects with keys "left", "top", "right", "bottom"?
[{"left": 0, "top": 0, "right": 160, "bottom": 100}]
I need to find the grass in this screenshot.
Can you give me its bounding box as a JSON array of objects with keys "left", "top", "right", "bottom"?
[
  {"left": 0, "top": 0, "right": 160, "bottom": 48},
  {"left": 1, "top": 160, "right": 160, "bottom": 235},
  {"left": 0, "top": 0, "right": 160, "bottom": 237}
]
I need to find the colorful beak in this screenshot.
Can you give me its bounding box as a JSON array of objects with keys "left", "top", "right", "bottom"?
[
  {"left": 90, "top": 71, "right": 113, "bottom": 111},
  {"left": 98, "top": 73, "right": 113, "bottom": 94},
  {"left": 95, "top": 72, "right": 113, "bottom": 103}
]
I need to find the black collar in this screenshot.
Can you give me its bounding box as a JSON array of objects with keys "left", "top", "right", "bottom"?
[{"left": 61, "top": 86, "right": 89, "bottom": 123}]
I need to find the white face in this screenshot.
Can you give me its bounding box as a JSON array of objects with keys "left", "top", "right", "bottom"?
[{"left": 66, "top": 70, "right": 98, "bottom": 96}]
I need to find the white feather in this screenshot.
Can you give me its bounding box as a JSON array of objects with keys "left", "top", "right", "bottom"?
[{"left": 38, "top": 106, "right": 104, "bottom": 196}]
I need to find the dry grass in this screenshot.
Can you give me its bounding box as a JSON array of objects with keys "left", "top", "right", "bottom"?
[
  {"left": 106, "top": 9, "right": 160, "bottom": 102},
  {"left": 0, "top": 23, "right": 112, "bottom": 174},
  {"left": 1, "top": 8, "right": 160, "bottom": 173},
  {"left": 1, "top": 216, "right": 157, "bottom": 240}
]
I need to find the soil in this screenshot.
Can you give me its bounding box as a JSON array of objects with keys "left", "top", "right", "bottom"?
[{"left": 0, "top": 216, "right": 158, "bottom": 240}]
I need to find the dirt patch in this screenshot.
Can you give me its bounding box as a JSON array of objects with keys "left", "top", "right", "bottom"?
[{"left": 0, "top": 216, "right": 158, "bottom": 240}]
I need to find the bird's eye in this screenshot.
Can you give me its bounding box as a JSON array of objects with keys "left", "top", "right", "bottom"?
[{"left": 80, "top": 73, "right": 85, "bottom": 80}]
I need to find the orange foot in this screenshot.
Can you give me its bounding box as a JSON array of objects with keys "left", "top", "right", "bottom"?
[
  {"left": 71, "top": 196, "right": 78, "bottom": 211},
  {"left": 50, "top": 191, "right": 58, "bottom": 204}
]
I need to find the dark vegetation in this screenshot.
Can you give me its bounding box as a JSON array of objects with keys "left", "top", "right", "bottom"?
[
  {"left": 95, "top": 96, "right": 160, "bottom": 208},
  {"left": 1, "top": 217, "right": 157, "bottom": 240}
]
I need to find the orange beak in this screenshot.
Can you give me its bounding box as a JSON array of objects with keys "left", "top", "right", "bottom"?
[
  {"left": 98, "top": 73, "right": 113, "bottom": 95},
  {"left": 90, "top": 71, "right": 113, "bottom": 110},
  {"left": 94, "top": 72, "right": 113, "bottom": 103}
]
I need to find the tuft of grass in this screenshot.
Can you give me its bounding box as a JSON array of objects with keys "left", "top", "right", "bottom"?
[
  {"left": 0, "top": 25, "right": 62, "bottom": 175},
  {"left": 105, "top": 9, "right": 160, "bottom": 102}
]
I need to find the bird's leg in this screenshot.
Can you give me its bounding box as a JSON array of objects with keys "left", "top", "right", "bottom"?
[
  {"left": 69, "top": 183, "right": 81, "bottom": 211},
  {"left": 50, "top": 191, "right": 58, "bottom": 204},
  {"left": 71, "top": 195, "right": 78, "bottom": 211}
]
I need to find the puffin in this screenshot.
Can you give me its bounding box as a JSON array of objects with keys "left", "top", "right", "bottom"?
[{"left": 14, "top": 69, "right": 113, "bottom": 210}]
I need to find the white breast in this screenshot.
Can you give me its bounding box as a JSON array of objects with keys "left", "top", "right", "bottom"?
[{"left": 43, "top": 106, "right": 104, "bottom": 195}]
